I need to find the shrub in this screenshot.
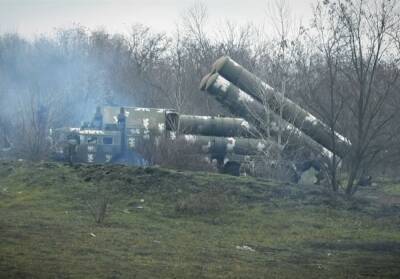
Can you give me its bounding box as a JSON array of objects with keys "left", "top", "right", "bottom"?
[
  {"left": 175, "top": 188, "right": 227, "bottom": 215},
  {"left": 86, "top": 195, "right": 110, "bottom": 224}
]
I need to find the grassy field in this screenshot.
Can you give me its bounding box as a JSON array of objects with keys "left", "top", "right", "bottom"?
[{"left": 0, "top": 160, "right": 399, "bottom": 278}]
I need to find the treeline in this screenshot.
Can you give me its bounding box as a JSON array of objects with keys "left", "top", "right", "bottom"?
[{"left": 0, "top": 0, "right": 400, "bottom": 189}]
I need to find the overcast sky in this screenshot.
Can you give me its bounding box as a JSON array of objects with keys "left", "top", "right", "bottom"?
[{"left": 0, "top": 0, "right": 317, "bottom": 38}]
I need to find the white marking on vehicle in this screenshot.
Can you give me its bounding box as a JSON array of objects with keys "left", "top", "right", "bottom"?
[
  {"left": 214, "top": 76, "right": 230, "bottom": 92},
  {"left": 227, "top": 137, "right": 236, "bottom": 151}
]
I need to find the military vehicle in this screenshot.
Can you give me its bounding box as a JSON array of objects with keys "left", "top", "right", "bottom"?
[
  {"left": 53, "top": 106, "right": 173, "bottom": 165},
  {"left": 53, "top": 106, "right": 276, "bottom": 175},
  {"left": 53, "top": 56, "right": 351, "bottom": 181}
]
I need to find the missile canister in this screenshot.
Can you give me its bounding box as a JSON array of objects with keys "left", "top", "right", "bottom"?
[
  {"left": 212, "top": 56, "right": 350, "bottom": 158},
  {"left": 178, "top": 134, "right": 282, "bottom": 157},
  {"left": 203, "top": 73, "right": 334, "bottom": 160},
  {"left": 166, "top": 113, "right": 257, "bottom": 138}
]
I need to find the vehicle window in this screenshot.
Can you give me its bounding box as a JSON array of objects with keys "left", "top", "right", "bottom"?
[{"left": 103, "top": 137, "right": 113, "bottom": 145}]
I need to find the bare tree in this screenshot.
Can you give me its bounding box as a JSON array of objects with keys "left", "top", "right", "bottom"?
[
  {"left": 182, "top": 1, "right": 211, "bottom": 66},
  {"left": 337, "top": 0, "right": 399, "bottom": 194},
  {"left": 303, "top": 0, "right": 348, "bottom": 191},
  {"left": 126, "top": 25, "right": 171, "bottom": 107},
  {"left": 305, "top": 0, "right": 400, "bottom": 194},
  {"left": 163, "top": 28, "right": 192, "bottom": 113},
  {"left": 252, "top": 0, "right": 311, "bottom": 181}
]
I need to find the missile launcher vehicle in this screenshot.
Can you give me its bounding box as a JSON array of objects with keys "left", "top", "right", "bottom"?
[
  {"left": 53, "top": 106, "right": 274, "bottom": 176},
  {"left": 53, "top": 56, "right": 351, "bottom": 181}
]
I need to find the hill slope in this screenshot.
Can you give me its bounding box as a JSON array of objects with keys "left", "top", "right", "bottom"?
[{"left": 0, "top": 160, "right": 399, "bottom": 278}]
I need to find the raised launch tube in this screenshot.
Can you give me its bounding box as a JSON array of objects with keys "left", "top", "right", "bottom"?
[
  {"left": 212, "top": 56, "right": 350, "bottom": 158},
  {"left": 203, "top": 73, "right": 334, "bottom": 160}
]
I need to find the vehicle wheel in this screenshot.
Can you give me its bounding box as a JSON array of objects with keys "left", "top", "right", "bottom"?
[{"left": 223, "top": 161, "right": 241, "bottom": 176}]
